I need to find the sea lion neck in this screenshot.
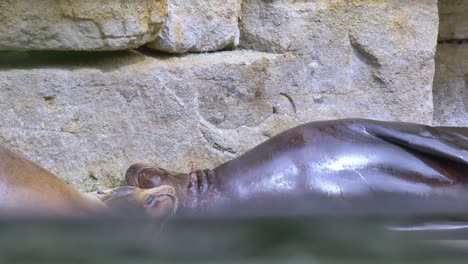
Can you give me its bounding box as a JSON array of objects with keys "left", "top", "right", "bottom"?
[{"left": 180, "top": 168, "right": 222, "bottom": 209}]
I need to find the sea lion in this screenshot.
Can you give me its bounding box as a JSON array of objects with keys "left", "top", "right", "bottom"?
[
  {"left": 125, "top": 119, "right": 468, "bottom": 209},
  {"left": 0, "top": 145, "right": 177, "bottom": 219}
]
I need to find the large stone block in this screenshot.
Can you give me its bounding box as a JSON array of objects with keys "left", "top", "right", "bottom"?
[
  {"left": 0, "top": 47, "right": 435, "bottom": 191},
  {"left": 0, "top": 50, "right": 281, "bottom": 191},
  {"left": 0, "top": 0, "right": 166, "bottom": 51},
  {"left": 146, "top": 0, "right": 240, "bottom": 53},
  {"left": 239, "top": 0, "right": 438, "bottom": 123},
  {"left": 438, "top": 0, "right": 468, "bottom": 40},
  {"left": 433, "top": 43, "right": 468, "bottom": 126}
]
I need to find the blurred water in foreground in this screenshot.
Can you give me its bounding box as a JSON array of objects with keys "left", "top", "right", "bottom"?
[{"left": 1, "top": 194, "right": 468, "bottom": 264}]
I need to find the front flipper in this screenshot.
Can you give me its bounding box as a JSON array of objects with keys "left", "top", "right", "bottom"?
[
  {"left": 362, "top": 120, "right": 467, "bottom": 165},
  {"left": 94, "top": 186, "right": 135, "bottom": 201}
]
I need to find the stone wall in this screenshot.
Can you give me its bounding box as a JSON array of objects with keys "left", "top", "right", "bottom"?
[
  {"left": 0, "top": 0, "right": 167, "bottom": 50},
  {"left": 0, "top": 0, "right": 452, "bottom": 191},
  {"left": 432, "top": 0, "right": 468, "bottom": 126}
]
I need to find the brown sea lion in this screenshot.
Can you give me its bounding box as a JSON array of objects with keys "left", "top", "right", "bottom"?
[
  {"left": 125, "top": 119, "right": 468, "bottom": 209},
  {"left": 0, "top": 145, "right": 177, "bottom": 219}
]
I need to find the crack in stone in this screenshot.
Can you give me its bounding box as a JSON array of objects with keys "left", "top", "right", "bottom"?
[
  {"left": 211, "top": 142, "right": 237, "bottom": 154},
  {"left": 437, "top": 39, "right": 468, "bottom": 44},
  {"left": 199, "top": 127, "right": 237, "bottom": 155},
  {"left": 348, "top": 34, "right": 381, "bottom": 68},
  {"left": 3, "top": 126, "right": 86, "bottom": 135},
  {"left": 279, "top": 92, "right": 297, "bottom": 113}
]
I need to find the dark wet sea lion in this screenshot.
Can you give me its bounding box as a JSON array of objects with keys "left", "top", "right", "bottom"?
[
  {"left": 126, "top": 119, "right": 468, "bottom": 209},
  {"left": 0, "top": 145, "right": 177, "bottom": 218}
]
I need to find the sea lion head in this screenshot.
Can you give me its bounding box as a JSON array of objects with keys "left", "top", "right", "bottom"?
[
  {"left": 96, "top": 185, "right": 178, "bottom": 220},
  {"left": 125, "top": 163, "right": 189, "bottom": 193},
  {"left": 125, "top": 163, "right": 219, "bottom": 209}
]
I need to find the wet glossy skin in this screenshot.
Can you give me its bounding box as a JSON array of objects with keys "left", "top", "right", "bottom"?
[
  {"left": 126, "top": 119, "right": 468, "bottom": 209},
  {"left": 215, "top": 119, "right": 467, "bottom": 199}
]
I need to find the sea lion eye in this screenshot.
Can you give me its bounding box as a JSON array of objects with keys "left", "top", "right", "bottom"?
[
  {"left": 139, "top": 168, "right": 166, "bottom": 188},
  {"left": 149, "top": 176, "right": 163, "bottom": 187}
]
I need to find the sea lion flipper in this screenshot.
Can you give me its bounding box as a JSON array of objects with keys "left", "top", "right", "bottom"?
[
  {"left": 363, "top": 120, "right": 468, "bottom": 165},
  {"left": 93, "top": 186, "right": 136, "bottom": 202}
]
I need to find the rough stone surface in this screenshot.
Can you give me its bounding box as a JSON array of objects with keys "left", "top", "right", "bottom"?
[
  {"left": 438, "top": 0, "right": 468, "bottom": 40},
  {"left": 0, "top": 46, "right": 436, "bottom": 191},
  {"left": 0, "top": 0, "right": 166, "bottom": 51},
  {"left": 147, "top": 0, "right": 240, "bottom": 53},
  {"left": 433, "top": 0, "right": 468, "bottom": 126},
  {"left": 433, "top": 43, "right": 468, "bottom": 126},
  {"left": 240, "top": 0, "right": 438, "bottom": 123}
]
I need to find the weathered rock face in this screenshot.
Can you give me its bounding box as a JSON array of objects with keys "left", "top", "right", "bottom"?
[
  {"left": 0, "top": 0, "right": 166, "bottom": 51},
  {"left": 240, "top": 0, "right": 438, "bottom": 123},
  {"left": 0, "top": 0, "right": 442, "bottom": 191},
  {"left": 438, "top": 0, "right": 468, "bottom": 40},
  {"left": 432, "top": 0, "right": 468, "bottom": 126},
  {"left": 146, "top": 0, "right": 240, "bottom": 53},
  {"left": 0, "top": 51, "right": 295, "bottom": 191},
  {"left": 433, "top": 44, "right": 468, "bottom": 126}
]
